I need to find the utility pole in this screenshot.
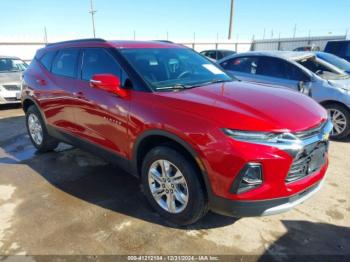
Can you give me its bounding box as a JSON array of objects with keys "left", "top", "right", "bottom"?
[
  {"left": 43, "top": 27, "right": 48, "bottom": 44},
  {"left": 293, "top": 24, "right": 297, "bottom": 38},
  {"left": 228, "top": 0, "right": 234, "bottom": 40},
  {"left": 263, "top": 28, "right": 266, "bottom": 40},
  {"left": 89, "top": 0, "right": 97, "bottom": 38}
]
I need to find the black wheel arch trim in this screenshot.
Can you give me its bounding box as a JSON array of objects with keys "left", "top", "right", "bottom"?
[
  {"left": 131, "top": 129, "right": 214, "bottom": 196},
  {"left": 22, "top": 95, "right": 48, "bottom": 124},
  {"left": 320, "top": 100, "right": 350, "bottom": 112}
]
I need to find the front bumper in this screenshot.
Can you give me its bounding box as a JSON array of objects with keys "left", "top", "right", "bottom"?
[
  {"left": 0, "top": 91, "right": 21, "bottom": 104},
  {"left": 209, "top": 179, "right": 323, "bottom": 217}
]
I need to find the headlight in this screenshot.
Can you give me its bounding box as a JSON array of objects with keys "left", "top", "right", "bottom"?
[
  {"left": 222, "top": 129, "right": 303, "bottom": 157},
  {"left": 222, "top": 129, "right": 298, "bottom": 143},
  {"left": 340, "top": 87, "right": 350, "bottom": 93}
]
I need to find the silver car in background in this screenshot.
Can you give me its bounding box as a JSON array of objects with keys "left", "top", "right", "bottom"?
[
  {"left": 316, "top": 52, "right": 350, "bottom": 75},
  {"left": 219, "top": 51, "right": 350, "bottom": 139},
  {"left": 0, "top": 56, "right": 28, "bottom": 105}
]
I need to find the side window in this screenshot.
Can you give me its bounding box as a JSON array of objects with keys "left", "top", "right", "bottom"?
[
  {"left": 285, "top": 63, "right": 309, "bottom": 81},
  {"left": 221, "top": 57, "right": 259, "bottom": 74},
  {"left": 256, "top": 57, "right": 288, "bottom": 79},
  {"left": 208, "top": 51, "right": 217, "bottom": 59},
  {"left": 81, "top": 48, "right": 121, "bottom": 81},
  {"left": 39, "top": 51, "right": 57, "bottom": 71},
  {"left": 216, "top": 52, "right": 224, "bottom": 60},
  {"left": 52, "top": 49, "right": 79, "bottom": 78}
]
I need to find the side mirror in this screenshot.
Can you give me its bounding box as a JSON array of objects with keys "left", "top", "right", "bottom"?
[
  {"left": 90, "top": 74, "right": 128, "bottom": 98},
  {"left": 298, "top": 81, "right": 305, "bottom": 93},
  {"left": 298, "top": 81, "right": 311, "bottom": 96}
]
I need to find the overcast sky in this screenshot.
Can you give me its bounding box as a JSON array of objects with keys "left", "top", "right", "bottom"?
[{"left": 0, "top": 0, "right": 349, "bottom": 42}]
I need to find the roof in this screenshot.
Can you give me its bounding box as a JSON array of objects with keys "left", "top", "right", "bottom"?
[
  {"left": 109, "top": 40, "right": 184, "bottom": 49},
  {"left": 226, "top": 51, "right": 315, "bottom": 61},
  {"left": 44, "top": 38, "right": 184, "bottom": 50},
  {"left": 200, "top": 49, "right": 236, "bottom": 53}
]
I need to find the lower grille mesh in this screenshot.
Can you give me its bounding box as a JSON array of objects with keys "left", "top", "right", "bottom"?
[{"left": 286, "top": 142, "right": 328, "bottom": 183}]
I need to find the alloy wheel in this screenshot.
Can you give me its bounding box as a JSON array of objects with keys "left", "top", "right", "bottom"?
[
  {"left": 28, "top": 113, "right": 43, "bottom": 145},
  {"left": 148, "top": 159, "right": 189, "bottom": 214},
  {"left": 328, "top": 108, "right": 347, "bottom": 136}
]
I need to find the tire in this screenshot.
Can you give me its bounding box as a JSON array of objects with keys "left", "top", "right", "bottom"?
[
  {"left": 325, "top": 103, "right": 350, "bottom": 140},
  {"left": 141, "top": 146, "right": 208, "bottom": 226},
  {"left": 25, "top": 105, "right": 59, "bottom": 152}
]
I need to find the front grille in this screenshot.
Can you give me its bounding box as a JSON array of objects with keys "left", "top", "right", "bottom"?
[
  {"left": 3, "top": 85, "right": 21, "bottom": 91},
  {"left": 5, "top": 97, "right": 20, "bottom": 102},
  {"left": 286, "top": 142, "right": 328, "bottom": 183}
]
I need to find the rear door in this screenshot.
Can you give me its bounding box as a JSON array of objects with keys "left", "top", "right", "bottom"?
[
  {"left": 39, "top": 48, "right": 82, "bottom": 133},
  {"left": 73, "top": 48, "right": 131, "bottom": 158}
]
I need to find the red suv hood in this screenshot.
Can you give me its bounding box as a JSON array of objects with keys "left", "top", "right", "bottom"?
[{"left": 158, "top": 81, "right": 327, "bottom": 132}]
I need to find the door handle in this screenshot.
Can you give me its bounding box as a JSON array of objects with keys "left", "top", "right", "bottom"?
[
  {"left": 36, "top": 79, "right": 46, "bottom": 86},
  {"left": 73, "top": 91, "right": 84, "bottom": 98}
]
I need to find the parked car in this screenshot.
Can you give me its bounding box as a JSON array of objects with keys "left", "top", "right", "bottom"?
[
  {"left": 22, "top": 39, "right": 332, "bottom": 225},
  {"left": 0, "top": 56, "right": 28, "bottom": 104},
  {"left": 200, "top": 49, "right": 236, "bottom": 61},
  {"left": 324, "top": 40, "right": 350, "bottom": 62},
  {"left": 316, "top": 51, "right": 350, "bottom": 75},
  {"left": 294, "top": 46, "right": 320, "bottom": 52},
  {"left": 219, "top": 51, "right": 350, "bottom": 139}
]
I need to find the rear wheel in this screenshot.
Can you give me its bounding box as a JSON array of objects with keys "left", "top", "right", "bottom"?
[
  {"left": 141, "top": 146, "right": 208, "bottom": 225},
  {"left": 325, "top": 103, "right": 350, "bottom": 140},
  {"left": 26, "top": 105, "right": 59, "bottom": 152}
]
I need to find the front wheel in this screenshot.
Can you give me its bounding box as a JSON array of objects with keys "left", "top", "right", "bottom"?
[
  {"left": 141, "top": 146, "right": 208, "bottom": 225},
  {"left": 325, "top": 104, "right": 350, "bottom": 140}
]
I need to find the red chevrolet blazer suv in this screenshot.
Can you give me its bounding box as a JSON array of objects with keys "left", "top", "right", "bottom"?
[{"left": 22, "top": 39, "right": 333, "bottom": 225}]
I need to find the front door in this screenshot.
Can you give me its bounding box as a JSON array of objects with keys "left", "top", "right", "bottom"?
[{"left": 73, "top": 48, "right": 131, "bottom": 158}]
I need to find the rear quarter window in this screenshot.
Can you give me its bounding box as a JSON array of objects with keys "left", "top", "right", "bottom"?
[{"left": 39, "top": 51, "right": 57, "bottom": 71}]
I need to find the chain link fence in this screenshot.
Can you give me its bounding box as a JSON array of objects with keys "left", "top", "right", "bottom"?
[{"left": 251, "top": 35, "right": 347, "bottom": 51}]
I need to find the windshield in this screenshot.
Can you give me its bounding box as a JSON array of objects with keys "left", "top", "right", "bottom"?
[
  {"left": 120, "top": 48, "right": 232, "bottom": 90},
  {"left": 317, "top": 52, "right": 350, "bottom": 72},
  {"left": 0, "top": 58, "right": 28, "bottom": 72},
  {"left": 297, "top": 57, "right": 349, "bottom": 80}
]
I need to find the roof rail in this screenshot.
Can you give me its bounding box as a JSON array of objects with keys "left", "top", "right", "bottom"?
[
  {"left": 152, "top": 40, "right": 174, "bottom": 44},
  {"left": 46, "top": 38, "right": 106, "bottom": 47}
]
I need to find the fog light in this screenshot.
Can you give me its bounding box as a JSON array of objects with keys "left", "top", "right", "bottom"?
[{"left": 230, "top": 163, "right": 263, "bottom": 194}]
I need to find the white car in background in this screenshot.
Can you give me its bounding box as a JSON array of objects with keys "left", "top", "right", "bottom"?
[{"left": 0, "top": 56, "right": 28, "bottom": 105}]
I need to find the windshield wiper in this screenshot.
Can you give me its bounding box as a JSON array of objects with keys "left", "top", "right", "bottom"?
[
  {"left": 155, "top": 84, "right": 189, "bottom": 91},
  {"left": 193, "top": 79, "right": 232, "bottom": 87},
  {"left": 208, "top": 79, "right": 232, "bottom": 84},
  {"left": 155, "top": 79, "right": 233, "bottom": 91}
]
